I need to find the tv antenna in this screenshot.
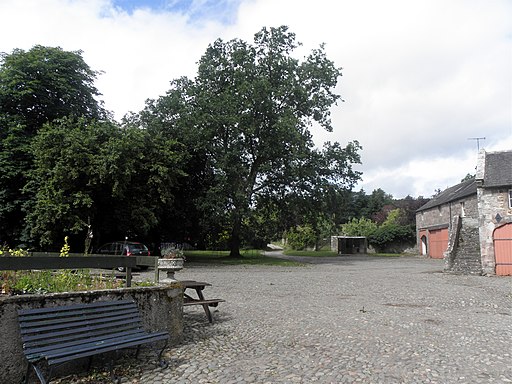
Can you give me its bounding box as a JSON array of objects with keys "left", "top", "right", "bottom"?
[{"left": 468, "top": 137, "right": 485, "bottom": 152}]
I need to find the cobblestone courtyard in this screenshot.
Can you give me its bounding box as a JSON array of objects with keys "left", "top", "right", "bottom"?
[{"left": 132, "top": 254, "right": 512, "bottom": 384}]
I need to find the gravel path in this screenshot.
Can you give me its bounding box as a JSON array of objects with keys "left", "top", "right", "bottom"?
[{"left": 73, "top": 254, "right": 512, "bottom": 383}]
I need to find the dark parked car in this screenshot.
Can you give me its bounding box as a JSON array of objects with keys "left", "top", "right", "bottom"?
[{"left": 96, "top": 241, "right": 150, "bottom": 271}]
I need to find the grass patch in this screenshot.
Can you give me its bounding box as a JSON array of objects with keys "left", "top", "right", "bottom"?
[
  {"left": 369, "top": 253, "right": 403, "bottom": 257},
  {"left": 283, "top": 250, "right": 405, "bottom": 258},
  {"left": 184, "top": 249, "right": 304, "bottom": 266},
  {"left": 282, "top": 250, "right": 339, "bottom": 257}
]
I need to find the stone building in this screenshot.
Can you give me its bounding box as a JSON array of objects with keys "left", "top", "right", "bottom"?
[
  {"left": 330, "top": 236, "right": 367, "bottom": 254},
  {"left": 416, "top": 149, "right": 512, "bottom": 276}
]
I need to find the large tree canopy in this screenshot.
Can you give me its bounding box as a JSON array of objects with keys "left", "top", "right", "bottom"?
[
  {"left": 141, "top": 26, "right": 362, "bottom": 256},
  {"left": 1, "top": 33, "right": 364, "bottom": 253},
  {"left": 0, "top": 45, "right": 106, "bottom": 132},
  {"left": 0, "top": 45, "right": 107, "bottom": 246},
  {"left": 25, "top": 117, "right": 185, "bottom": 250}
]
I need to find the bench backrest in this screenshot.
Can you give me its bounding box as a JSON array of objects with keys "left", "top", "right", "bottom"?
[{"left": 18, "top": 300, "right": 145, "bottom": 360}]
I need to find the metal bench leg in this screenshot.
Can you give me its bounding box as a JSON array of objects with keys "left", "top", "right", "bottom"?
[
  {"left": 24, "top": 363, "right": 31, "bottom": 384},
  {"left": 31, "top": 362, "right": 49, "bottom": 384},
  {"left": 108, "top": 351, "right": 121, "bottom": 384},
  {"left": 157, "top": 340, "right": 169, "bottom": 368}
]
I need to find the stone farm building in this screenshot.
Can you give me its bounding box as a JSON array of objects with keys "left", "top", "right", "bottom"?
[{"left": 416, "top": 149, "right": 512, "bottom": 276}]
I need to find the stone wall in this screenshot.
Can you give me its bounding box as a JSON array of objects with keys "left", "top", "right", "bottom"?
[
  {"left": 416, "top": 194, "right": 478, "bottom": 232},
  {"left": 0, "top": 284, "right": 183, "bottom": 383},
  {"left": 477, "top": 186, "right": 512, "bottom": 274},
  {"left": 444, "top": 216, "right": 482, "bottom": 274}
]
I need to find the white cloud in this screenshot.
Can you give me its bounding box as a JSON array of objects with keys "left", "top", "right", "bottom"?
[{"left": 1, "top": 0, "right": 510, "bottom": 198}]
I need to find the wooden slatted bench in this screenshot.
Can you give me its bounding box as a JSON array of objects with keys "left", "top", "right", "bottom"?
[{"left": 17, "top": 300, "right": 170, "bottom": 384}]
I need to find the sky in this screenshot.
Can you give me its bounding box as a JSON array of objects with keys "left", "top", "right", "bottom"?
[{"left": 1, "top": 0, "right": 511, "bottom": 199}]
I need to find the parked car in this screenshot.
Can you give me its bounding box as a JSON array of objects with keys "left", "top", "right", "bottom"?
[{"left": 96, "top": 241, "right": 151, "bottom": 271}]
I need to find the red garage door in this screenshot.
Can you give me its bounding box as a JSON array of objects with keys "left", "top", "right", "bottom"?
[
  {"left": 494, "top": 224, "right": 512, "bottom": 276},
  {"left": 429, "top": 228, "right": 448, "bottom": 259}
]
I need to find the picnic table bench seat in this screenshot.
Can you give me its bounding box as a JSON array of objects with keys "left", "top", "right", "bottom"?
[
  {"left": 183, "top": 298, "right": 225, "bottom": 307},
  {"left": 181, "top": 280, "right": 225, "bottom": 323},
  {"left": 17, "top": 300, "right": 169, "bottom": 384}
]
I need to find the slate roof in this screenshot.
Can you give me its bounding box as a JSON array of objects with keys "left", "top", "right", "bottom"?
[
  {"left": 417, "top": 150, "right": 512, "bottom": 212},
  {"left": 416, "top": 178, "right": 477, "bottom": 212},
  {"left": 481, "top": 150, "right": 512, "bottom": 187}
]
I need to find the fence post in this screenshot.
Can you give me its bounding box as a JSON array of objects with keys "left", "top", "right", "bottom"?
[
  {"left": 126, "top": 267, "right": 132, "bottom": 287},
  {"left": 154, "top": 257, "right": 159, "bottom": 284}
]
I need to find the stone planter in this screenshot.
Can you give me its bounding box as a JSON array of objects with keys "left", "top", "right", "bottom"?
[{"left": 158, "top": 258, "right": 185, "bottom": 283}]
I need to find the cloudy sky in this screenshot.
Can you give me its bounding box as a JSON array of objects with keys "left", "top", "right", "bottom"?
[{"left": 1, "top": 0, "right": 511, "bottom": 198}]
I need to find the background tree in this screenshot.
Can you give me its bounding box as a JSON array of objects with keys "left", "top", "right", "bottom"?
[
  {"left": 367, "top": 208, "right": 415, "bottom": 252},
  {"left": 24, "top": 118, "right": 117, "bottom": 249},
  {"left": 135, "top": 77, "right": 216, "bottom": 248},
  {"left": 25, "top": 117, "right": 184, "bottom": 250},
  {"left": 0, "top": 46, "right": 107, "bottom": 246},
  {"left": 341, "top": 217, "right": 378, "bottom": 238},
  {"left": 189, "top": 26, "right": 361, "bottom": 256}
]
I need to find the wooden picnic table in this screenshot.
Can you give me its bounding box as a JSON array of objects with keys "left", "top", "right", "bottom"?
[{"left": 181, "top": 280, "right": 225, "bottom": 323}]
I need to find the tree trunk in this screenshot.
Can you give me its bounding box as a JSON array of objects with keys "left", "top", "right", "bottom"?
[{"left": 228, "top": 216, "right": 242, "bottom": 258}]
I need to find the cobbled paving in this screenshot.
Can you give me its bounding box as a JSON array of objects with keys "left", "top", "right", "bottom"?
[{"left": 80, "top": 255, "right": 512, "bottom": 383}]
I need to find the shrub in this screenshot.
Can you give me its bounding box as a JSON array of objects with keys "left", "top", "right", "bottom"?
[
  {"left": 341, "top": 217, "right": 377, "bottom": 237},
  {"left": 286, "top": 225, "right": 316, "bottom": 250},
  {"left": 367, "top": 224, "right": 415, "bottom": 252}
]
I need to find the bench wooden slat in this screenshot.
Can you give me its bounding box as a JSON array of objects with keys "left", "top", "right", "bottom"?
[
  {"left": 49, "top": 333, "right": 169, "bottom": 366},
  {"left": 183, "top": 299, "right": 225, "bottom": 306},
  {"left": 18, "top": 299, "right": 135, "bottom": 316},
  {"left": 45, "top": 331, "right": 169, "bottom": 361},
  {"left": 24, "top": 329, "right": 148, "bottom": 357},
  {"left": 19, "top": 306, "right": 139, "bottom": 326},
  {"left": 20, "top": 316, "right": 141, "bottom": 343},
  {"left": 22, "top": 323, "right": 141, "bottom": 347},
  {"left": 20, "top": 312, "right": 140, "bottom": 335}
]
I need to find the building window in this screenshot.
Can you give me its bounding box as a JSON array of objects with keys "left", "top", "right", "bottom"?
[{"left": 509, "top": 189, "right": 512, "bottom": 208}]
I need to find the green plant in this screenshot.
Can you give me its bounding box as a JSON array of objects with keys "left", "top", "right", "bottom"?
[
  {"left": 341, "top": 217, "right": 378, "bottom": 237},
  {"left": 286, "top": 225, "right": 316, "bottom": 250},
  {"left": 0, "top": 241, "right": 147, "bottom": 295},
  {"left": 160, "top": 244, "right": 185, "bottom": 260},
  {"left": 0, "top": 245, "right": 29, "bottom": 257},
  {"left": 367, "top": 224, "right": 415, "bottom": 250},
  {"left": 1, "top": 268, "right": 125, "bottom": 295},
  {"left": 60, "top": 236, "right": 71, "bottom": 257}
]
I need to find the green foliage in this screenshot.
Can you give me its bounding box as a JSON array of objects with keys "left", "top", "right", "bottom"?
[
  {"left": 1, "top": 269, "right": 124, "bottom": 295},
  {"left": 24, "top": 117, "right": 185, "bottom": 248},
  {"left": 0, "top": 45, "right": 106, "bottom": 132},
  {"left": 60, "top": 236, "right": 71, "bottom": 257},
  {"left": 382, "top": 208, "right": 402, "bottom": 226},
  {"left": 367, "top": 224, "right": 415, "bottom": 249},
  {"left": 286, "top": 225, "right": 316, "bottom": 250},
  {"left": 341, "top": 217, "right": 378, "bottom": 237},
  {"left": 0, "top": 245, "right": 29, "bottom": 257},
  {"left": 282, "top": 250, "right": 338, "bottom": 257},
  {"left": 341, "top": 208, "right": 415, "bottom": 252},
  {"left": 178, "top": 26, "right": 360, "bottom": 255},
  {"left": 461, "top": 173, "right": 475, "bottom": 182},
  {"left": 0, "top": 45, "right": 107, "bottom": 246}
]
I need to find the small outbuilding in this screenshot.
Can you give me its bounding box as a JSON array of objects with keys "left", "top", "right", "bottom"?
[{"left": 331, "top": 236, "right": 367, "bottom": 254}]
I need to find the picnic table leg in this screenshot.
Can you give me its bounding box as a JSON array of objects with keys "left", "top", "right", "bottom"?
[{"left": 195, "top": 288, "right": 213, "bottom": 323}]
